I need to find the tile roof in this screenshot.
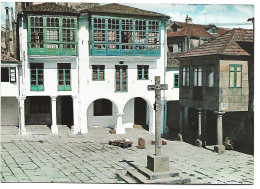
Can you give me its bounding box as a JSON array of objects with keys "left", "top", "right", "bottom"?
[
  {"left": 175, "top": 28, "right": 253, "bottom": 58},
  {"left": 23, "top": 3, "right": 79, "bottom": 14},
  {"left": 167, "top": 52, "right": 179, "bottom": 68},
  {"left": 168, "top": 21, "right": 229, "bottom": 38},
  {"left": 81, "top": 3, "right": 170, "bottom": 19},
  {"left": 1, "top": 54, "right": 19, "bottom": 63}
]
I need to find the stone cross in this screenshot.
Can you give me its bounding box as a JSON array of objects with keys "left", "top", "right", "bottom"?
[{"left": 148, "top": 76, "right": 168, "bottom": 156}]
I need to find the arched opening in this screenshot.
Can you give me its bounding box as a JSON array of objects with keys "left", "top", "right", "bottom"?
[
  {"left": 123, "top": 97, "right": 151, "bottom": 131},
  {"left": 87, "top": 98, "right": 118, "bottom": 128}
]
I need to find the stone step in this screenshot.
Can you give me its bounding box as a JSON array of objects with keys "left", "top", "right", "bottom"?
[
  {"left": 116, "top": 170, "right": 138, "bottom": 184},
  {"left": 127, "top": 169, "right": 149, "bottom": 183},
  {"left": 148, "top": 176, "right": 191, "bottom": 184},
  {"left": 138, "top": 166, "right": 179, "bottom": 180}
]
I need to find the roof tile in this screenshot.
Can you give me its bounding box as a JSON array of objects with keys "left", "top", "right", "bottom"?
[
  {"left": 24, "top": 3, "right": 79, "bottom": 14},
  {"left": 1, "top": 54, "right": 19, "bottom": 63},
  {"left": 81, "top": 3, "right": 170, "bottom": 18}
]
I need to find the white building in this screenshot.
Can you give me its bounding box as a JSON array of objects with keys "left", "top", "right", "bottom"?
[
  {"left": 11, "top": 3, "right": 170, "bottom": 135},
  {"left": 1, "top": 54, "right": 20, "bottom": 127}
]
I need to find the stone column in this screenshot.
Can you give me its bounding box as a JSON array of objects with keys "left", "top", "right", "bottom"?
[
  {"left": 115, "top": 113, "right": 125, "bottom": 134},
  {"left": 51, "top": 96, "right": 58, "bottom": 134},
  {"left": 178, "top": 106, "right": 184, "bottom": 141},
  {"left": 214, "top": 111, "right": 225, "bottom": 154},
  {"left": 195, "top": 108, "right": 202, "bottom": 147},
  {"left": 71, "top": 96, "right": 80, "bottom": 134},
  {"left": 202, "top": 110, "right": 207, "bottom": 147},
  {"left": 18, "top": 96, "right": 26, "bottom": 134}
]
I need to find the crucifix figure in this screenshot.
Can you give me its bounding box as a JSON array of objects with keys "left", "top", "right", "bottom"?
[{"left": 148, "top": 76, "right": 168, "bottom": 156}]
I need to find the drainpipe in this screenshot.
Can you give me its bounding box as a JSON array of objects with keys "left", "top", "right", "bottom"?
[
  {"left": 11, "top": 7, "right": 17, "bottom": 59},
  {"left": 5, "top": 7, "right": 10, "bottom": 56},
  {"left": 163, "top": 19, "right": 169, "bottom": 135}
]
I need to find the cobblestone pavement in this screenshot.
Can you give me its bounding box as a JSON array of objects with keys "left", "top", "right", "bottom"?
[{"left": 1, "top": 125, "right": 254, "bottom": 184}]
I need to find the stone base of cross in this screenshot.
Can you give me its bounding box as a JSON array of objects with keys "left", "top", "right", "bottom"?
[{"left": 147, "top": 76, "right": 169, "bottom": 172}]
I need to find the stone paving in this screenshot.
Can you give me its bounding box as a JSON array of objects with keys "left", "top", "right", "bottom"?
[{"left": 0, "top": 125, "right": 254, "bottom": 184}]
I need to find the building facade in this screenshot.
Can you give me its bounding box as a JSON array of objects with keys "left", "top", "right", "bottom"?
[
  {"left": 176, "top": 28, "right": 254, "bottom": 153},
  {"left": 11, "top": 3, "right": 169, "bottom": 135}
]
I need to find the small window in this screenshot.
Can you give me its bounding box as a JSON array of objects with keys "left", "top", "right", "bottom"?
[
  {"left": 30, "top": 63, "right": 44, "bottom": 91},
  {"left": 1, "top": 67, "right": 9, "bottom": 82},
  {"left": 92, "top": 65, "right": 105, "bottom": 80},
  {"left": 115, "top": 65, "right": 127, "bottom": 92},
  {"left": 58, "top": 63, "right": 71, "bottom": 91},
  {"left": 94, "top": 99, "right": 112, "bottom": 116},
  {"left": 178, "top": 42, "right": 184, "bottom": 52},
  {"left": 208, "top": 65, "right": 215, "bottom": 87},
  {"left": 137, "top": 65, "right": 149, "bottom": 80},
  {"left": 193, "top": 66, "right": 202, "bottom": 86},
  {"left": 229, "top": 64, "right": 242, "bottom": 88},
  {"left": 182, "top": 66, "right": 190, "bottom": 86},
  {"left": 174, "top": 73, "right": 179, "bottom": 88}
]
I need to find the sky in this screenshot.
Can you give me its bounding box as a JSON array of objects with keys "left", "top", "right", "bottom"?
[{"left": 1, "top": 1, "right": 254, "bottom": 30}]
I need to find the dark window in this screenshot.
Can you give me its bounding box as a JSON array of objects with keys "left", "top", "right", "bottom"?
[
  {"left": 30, "top": 63, "right": 44, "bottom": 91},
  {"left": 174, "top": 73, "right": 179, "bottom": 88},
  {"left": 115, "top": 65, "right": 127, "bottom": 92},
  {"left": 58, "top": 63, "right": 71, "bottom": 91},
  {"left": 137, "top": 65, "right": 149, "bottom": 80},
  {"left": 30, "top": 96, "right": 50, "bottom": 113},
  {"left": 193, "top": 66, "right": 202, "bottom": 86},
  {"left": 92, "top": 65, "right": 105, "bottom": 80},
  {"left": 178, "top": 42, "right": 184, "bottom": 52},
  {"left": 94, "top": 99, "right": 112, "bottom": 116},
  {"left": 182, "top": 66, "right": 189, "bottom": 86},
  {"left": 229, "top": 64, "right": 242, "bottom": 88},
  {"left": 1, "top": 67, "right": 9, "bottom": 82},
  {"left": 208, "top": 65, "right": 215, "bottom": 87}
]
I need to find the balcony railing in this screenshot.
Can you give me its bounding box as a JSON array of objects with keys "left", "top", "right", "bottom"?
[{"left": 90, "top": 43, "right": 160, "bottom": 56}]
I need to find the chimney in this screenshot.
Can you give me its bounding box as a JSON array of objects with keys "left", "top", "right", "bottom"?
[
  {"left": 5, "top": 7, "right": 10, "bottom": 56},
  {"left": 185, "top": 15, "right": 192, "bottom": 24},
  {"left": 11, "top": 7, "right": 17, "bottom": 58}
]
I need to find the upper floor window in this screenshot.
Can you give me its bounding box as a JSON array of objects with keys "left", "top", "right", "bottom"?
[
  {"left": 91, "top": 17, "right": 161, "bottom": 56},
  {"left": 92, "top": 65, "right": 105, "bottom": 80},
  {"left": 182, "top": 66, "right": 189, "bottom": 86},
  {"left": 30, "top": 63, "right": 44, "bottom": 91},
  {"left": 229, "top": 64, "right": 242, "bottom": 88},
  {"left": 115, "top": 65, "right": 127, "bottom": 92},
  {"left": 1, "top": 67, "right": 9, "bottom": 82},
  {"left": 58, "top": 63, "right": 71, "bottom": 91},
  {"left": 193, "top": 66, "right": 202, "bottom": 86},
  {"left": 208, "top": 65, "right": 215, "bottom": 87},
  {"left": 28, "top": 15, "right": 77, "bottom": 55},
  {"left": 137, "top": 65, "right": 149, "bottom": 80},
  {"left": 178, "top": 42, "right": 184, "bottom": 52},
  {"left": 174, "top": 73, "right": 179, "bottom": 88}
]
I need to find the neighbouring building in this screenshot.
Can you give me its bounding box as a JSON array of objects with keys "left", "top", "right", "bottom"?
[
  {"left": 176, "top": 28, "right": 254, "bottom": 154},
  {"left": 13, "top": 3, "right": 169, "bottom": 135},
  {"left": 1, "top": 54, "right": 20, "bottom": 127}
]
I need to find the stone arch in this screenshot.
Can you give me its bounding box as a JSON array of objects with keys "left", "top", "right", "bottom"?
[
  {"left": 122, "top": 96, "right": 154, "bottom": 132},
  {"left": 86, "top": 98, "right": 119, "bottom": 128}
]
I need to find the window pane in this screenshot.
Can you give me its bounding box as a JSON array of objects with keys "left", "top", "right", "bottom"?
[
  {"left": 236, "top": 71, "right": 242, "bottom": 87},
  {"left": 230, "top": 71, "right": 234, "bottom": 87}
]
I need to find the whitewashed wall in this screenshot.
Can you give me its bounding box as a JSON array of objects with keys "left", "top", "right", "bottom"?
[
  {"left": 1, "top": 97, "right": 19, "bottom": 126},
  {"left": 165, "top": 69, "right": 179, "bottom": 101},
  {"left": 1, "top": 64, "right": 19, "bottom": 97}
]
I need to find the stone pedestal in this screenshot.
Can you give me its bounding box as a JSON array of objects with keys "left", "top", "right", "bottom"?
[
  {"left": 147, "top": 154, "right": 169, "bottom": 172},
  {"left": 195, "top": 139, "right": 202, "bottom": 147},
  {"left": 214, "top": 145, "right": 225, "bottom": 154}
]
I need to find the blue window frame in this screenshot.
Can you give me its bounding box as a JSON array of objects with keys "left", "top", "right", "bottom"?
[
  {"left": 91, "top": 16, "right": 161, "bottom": 56},
  {"left": 137, "top": 65, "right": 149, "bottom": 80},
  {"left": 92, "top": 65, "right": 105, "bottom": 80},
  {"left": 229, "top": 64, "right": 242, "bottom": 88},
  {"left": 115, "top": 65, "right": 127, "bottom": 92},
  {"left": 174, "top": 73, "right": 179, "bottom": 88}
]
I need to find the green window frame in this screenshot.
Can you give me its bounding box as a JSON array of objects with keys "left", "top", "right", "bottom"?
[
  {"left": 174, "top": 73, "right": 179, "bottom": 88},
  {"left": 92, "top": 65, "right": 105, "bottom": 80},
  {"left": 30, "top": 63, "right": 44, "bottom": 91},
  {"left": 58, "top": 63, "right": 71, "bottom": 91},
  {"left": 229, "top": 64, "right": 242, "bottom": 88},
  {"left": 115, "top": 65, "right": 128, "bottom": 92},
  {"left": 137, "top": 65, "right": 149, "bottom": 80},
  {"left": 28, "top": 15, "right": 77, "bottom": 55}
]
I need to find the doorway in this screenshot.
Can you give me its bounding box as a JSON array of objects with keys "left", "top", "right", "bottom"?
[
  {"left": 134, "top": 97, "right": 147, "bottom": 129},
  {"left": 60, "top": 96, "right": 73, "bottom": 127}
]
